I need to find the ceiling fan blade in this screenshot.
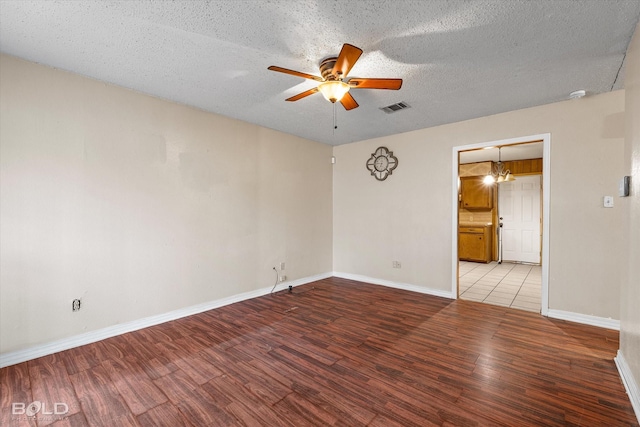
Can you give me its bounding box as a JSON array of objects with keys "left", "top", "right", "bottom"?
[
  {"left": 332, "top": 44, "right": 363, "bottom": 78},
  {"left": 348, "top": 78, "right": 403, "bottom": 90},
  {"left": 340, "top": 92, "right": 359, "bottom": 110},
  {"left": 268, "top": 66, "right": 323, "bottom": 82},
  {"left": 285, "top": 87, "right": 319, "bottom": 102}
]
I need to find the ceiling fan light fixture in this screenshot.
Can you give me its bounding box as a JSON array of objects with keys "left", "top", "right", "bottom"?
[
  {"left": 268, "top": 43, "right": 401, "bottom": 110},
  {"left": 318, "top": 80, "right": 350, "bottom": 103}
]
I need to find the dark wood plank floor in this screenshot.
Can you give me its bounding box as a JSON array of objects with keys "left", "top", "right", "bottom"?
[{"left": 1, "top": 277, "right": 637, "bottom": 426}]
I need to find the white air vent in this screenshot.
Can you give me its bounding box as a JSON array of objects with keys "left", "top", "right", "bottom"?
[{"left": 380, "top": 102, "right": 410, "bottom": 114}]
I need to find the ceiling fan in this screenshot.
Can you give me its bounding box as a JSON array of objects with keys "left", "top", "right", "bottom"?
[{"left": 268, "top": 43, "right": 402, "bottom": 111}]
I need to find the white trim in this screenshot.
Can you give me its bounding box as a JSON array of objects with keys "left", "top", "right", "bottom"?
[
  {"left": 451, "top": 145, "right": 461, "bottom": 297},
  {"left": 546, "top": 309, "right": 620, "bottom": 330},
  {"left": 540, "top": 136, "right": 551, "bottom": 316},
  {"left": 615, "top": 350, "right": 640, "bottom": 423},
  {"left": 333, "top": 272, "right": 454, "bottom": 299},
  {"left": 0, "top": 272, "right": 332, "bottom": 368},
  {"left": 451, "top": 133, "right": 551, "bottom": 317},
  {"left": 275, "top": 272, "right": 333, "bottom": 290}
]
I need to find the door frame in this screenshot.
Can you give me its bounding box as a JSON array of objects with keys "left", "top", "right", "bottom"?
[{"left": 451, "top": 133, "right": 551, "bottom": 316}]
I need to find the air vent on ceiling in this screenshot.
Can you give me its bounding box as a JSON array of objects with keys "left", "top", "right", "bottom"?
[{"left": 380, "top": 101, "right": 410, "bottom": 114}]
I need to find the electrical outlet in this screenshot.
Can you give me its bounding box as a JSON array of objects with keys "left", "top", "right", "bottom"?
[
  {"left": 72, "top": 299, "right": 81, "bottom": 312},
  {"left": 393, "top": 261, "right": 402, "bottom": 268},
  {"left": 280, "top": 262, "right": 285, "bottom": 270},
  {"left": 279, "top": 275, "right": 286, "bottom": 282}
]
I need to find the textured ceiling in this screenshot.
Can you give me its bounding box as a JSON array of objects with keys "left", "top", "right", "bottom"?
[{"left": 1, "top": 1, "right": 639, "bottom": 146}]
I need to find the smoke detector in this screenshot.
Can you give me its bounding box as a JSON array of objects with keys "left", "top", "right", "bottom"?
[{"left": 569, "top": 90, "right": 586, "bottom": 99}]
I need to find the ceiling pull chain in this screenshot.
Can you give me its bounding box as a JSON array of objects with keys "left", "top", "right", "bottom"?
[{"left": 333, "top": 102, "right": 338, "bottom": 132}]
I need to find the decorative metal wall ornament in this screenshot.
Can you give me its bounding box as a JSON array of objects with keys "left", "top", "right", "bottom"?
[{"left": 366, "top": 146, "right": 398, "bottom": 181}]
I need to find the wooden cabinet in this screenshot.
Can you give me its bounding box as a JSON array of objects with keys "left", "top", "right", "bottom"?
[
  {"left": 459, "top": 226, "right": 492, "bottom": 263},
  {"left": 501, "top": 158, "right": 543, "bottom": 175},
  {"left": 460, "top": 177, "right": 493, "bottom": 210}
]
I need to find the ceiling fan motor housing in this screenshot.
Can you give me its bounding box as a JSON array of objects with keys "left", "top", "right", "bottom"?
[{"left": 320, "top": 57, "right": 339, "bottom": 81}]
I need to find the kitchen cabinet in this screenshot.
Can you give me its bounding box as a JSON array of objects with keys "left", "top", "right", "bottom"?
[
  {"left": 459, "top": 225, "right": 492, "bottom": 263},
  {"left": 460, "top": 177, "right": 493, "bottom": 210}
]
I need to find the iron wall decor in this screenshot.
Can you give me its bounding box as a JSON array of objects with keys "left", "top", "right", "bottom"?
[{"left": 366, "top": 146, "right": 398, "bottom": 181}]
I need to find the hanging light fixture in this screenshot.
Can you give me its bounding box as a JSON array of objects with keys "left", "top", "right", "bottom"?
[
  {"left": 484, "top": 147, "right": 515, "bottom": 184},
  {"left": 318, "top": 80, "right": 350, "bottom": 103}
]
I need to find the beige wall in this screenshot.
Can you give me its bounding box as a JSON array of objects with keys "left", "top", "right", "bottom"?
[
  {"left": 0, "top": 55, "right": 333, "bottom": 354},
  {"left": 333, "top": 90, "right": 625, "bottom": 319},
  {"left": 621, "top": 22, "right": 640, "bottom": 404}
]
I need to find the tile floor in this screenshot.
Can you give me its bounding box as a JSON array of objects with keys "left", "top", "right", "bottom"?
[{"left": 459, "top": 261, "right": 542, "bottom": 312}]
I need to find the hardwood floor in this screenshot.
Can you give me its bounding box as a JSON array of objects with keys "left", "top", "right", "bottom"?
[{"left": 1, "top": 277, "right": 637, "bottom": 426}]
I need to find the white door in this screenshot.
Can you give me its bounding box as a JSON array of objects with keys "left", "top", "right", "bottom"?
[{"left": 499, "top": 175, "right": 541, "bottom": 264}]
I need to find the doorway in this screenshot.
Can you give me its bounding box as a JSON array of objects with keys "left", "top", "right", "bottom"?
[{"left": 451, "top": 134, "right": 550, "bottom": 316}]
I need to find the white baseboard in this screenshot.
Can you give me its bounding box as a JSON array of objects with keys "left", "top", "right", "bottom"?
[
  {"left": 0, "top": 272, "right": 332, "bottom": 368},
  {"left": 546, "top": 309, "right": 620, "bottom": 330},
  {"left": 332, "top": 272, "right": 454, "bottom": 299},
  {"left": 615, "top": 350, "right": 640, "bottom": 423}
]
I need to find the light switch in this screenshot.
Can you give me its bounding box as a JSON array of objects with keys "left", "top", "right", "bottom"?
[{"left": 604, "top": 196, "right": 614, "bottom": 208}]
